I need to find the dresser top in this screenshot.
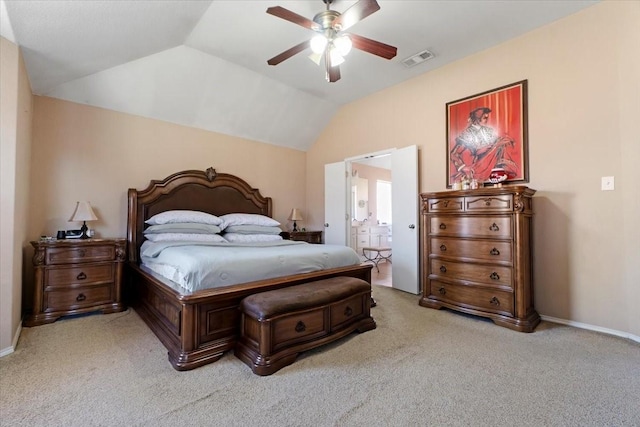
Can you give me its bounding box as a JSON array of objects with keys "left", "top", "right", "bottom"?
[{"left": 420, "top": 185, "right": 536, "bottom": 199}]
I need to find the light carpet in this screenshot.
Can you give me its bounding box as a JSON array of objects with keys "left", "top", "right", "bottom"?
[{"left": 1, "top": 285, "right": 639, "bottom": 426}]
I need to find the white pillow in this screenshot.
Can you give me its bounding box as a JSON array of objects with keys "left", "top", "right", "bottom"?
[
  {"left": 145, "top": 210, "right": 223, "bottom": 226},
  {"left": 145, "top": 233, "right": 228, "bottom": 243},
  {"left": 220, "top": 213, "right": 280, "bottom": 229},
  {"left": 223, "top": 233, "right": 283, "bottom": 243},
  {"left": 144, "top": 223, "right": 222, "bottom": 235},
  {"left": 223, "top": 225, "right": 282, "bottom": 235}
]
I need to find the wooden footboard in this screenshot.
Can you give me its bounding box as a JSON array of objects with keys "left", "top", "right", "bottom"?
[{"left": 126, "top": 262, "right": 373, "bottom": 370}]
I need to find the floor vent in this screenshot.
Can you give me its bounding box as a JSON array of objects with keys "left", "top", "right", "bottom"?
[{"left": 402, "top": 50, "right": 434, "bottom": 68}]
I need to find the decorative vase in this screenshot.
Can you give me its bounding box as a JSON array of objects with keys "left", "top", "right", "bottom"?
[{"left": 488, "top": 168, "right": 509, "bottom": 185}]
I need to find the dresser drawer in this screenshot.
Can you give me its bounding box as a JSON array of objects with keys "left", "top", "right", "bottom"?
[
  {"left": 44, "top": 285, "right": 113, "bottom": 312},
  {"left": 46, "top": 245, "right": 115, "bottom": 265},
  {"left": 465, "top": 194, "right": 514, "bottom": 212},
  {"left": 430, "top": 237, "right": 512, "bottom": 263},
  {"left": 429, "top": 281, "right": 514, "bottom": 316},
  {"left": 272, "top": 308, "right": 327, "bottom": 351},
  {"left": 330, "top": 295, "right": 365, "bottom": 329},
  {"left": 429, "top": 259, "right": 512, "bottom": 288},
  {"left": 425, "top": 197, "right": 464, "bottom": 212},
  {"left": 430, "top": 216, "right": 512, "bottom": 238},
  {"left": 45, "top": 264, "right": 114, "bottom": 288}
]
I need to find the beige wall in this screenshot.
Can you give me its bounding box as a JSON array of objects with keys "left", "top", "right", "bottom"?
[
  {"left": 1, "top": 37, "right": 33, "bottom": 353},
  {"left": 29, "top": 97, "right": 307, "bottom": 240},
  {"left": 307, "top": 1, "right": 640, "bottom": 336}
]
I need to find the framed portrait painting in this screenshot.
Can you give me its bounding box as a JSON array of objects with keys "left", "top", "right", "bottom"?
[{"left": 446, "top": 80, "right": 529, "bottom": 188}]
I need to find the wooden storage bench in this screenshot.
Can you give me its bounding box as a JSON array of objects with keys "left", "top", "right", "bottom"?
[{"left": 235, "top": 276, "right": 376, "bottom": 375}]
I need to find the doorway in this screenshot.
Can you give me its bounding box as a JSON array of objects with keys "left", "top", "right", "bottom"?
[
  {"left": 325, "top": 145, "right": 419, "bottom": 294},
  {"left": 349, "top": 155, "right": 393, "bottom": 287}
]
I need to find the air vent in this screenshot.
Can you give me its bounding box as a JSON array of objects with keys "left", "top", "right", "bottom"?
[{"left": 402, "top": 49, "right": 434, "bottom": 68}]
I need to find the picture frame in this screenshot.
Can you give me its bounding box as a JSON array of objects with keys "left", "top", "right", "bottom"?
[{"left": 446, "top": 80, "right": 529, "bottom": 188}]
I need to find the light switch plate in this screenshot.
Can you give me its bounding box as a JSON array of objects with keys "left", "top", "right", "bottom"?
[{"left": 601, "top": 176, "right": 615, "bottom": 191}]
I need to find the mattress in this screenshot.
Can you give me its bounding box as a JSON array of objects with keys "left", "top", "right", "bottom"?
[{"left": 140, "top": 240, "right": 361, "bottom": 292}]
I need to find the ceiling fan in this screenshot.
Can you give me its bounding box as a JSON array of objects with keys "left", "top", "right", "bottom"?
[{"left": 266, "top": 0, "right": 397, "bottom": 83}]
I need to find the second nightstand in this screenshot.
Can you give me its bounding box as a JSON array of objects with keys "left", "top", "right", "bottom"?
[{"left": 285, "top": 230, "right": 323, "bottom": 244}]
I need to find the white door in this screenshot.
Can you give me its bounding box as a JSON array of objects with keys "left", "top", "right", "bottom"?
[
  {"left": 391, "top": 145, "right": 420, "bottom": 294},
  {"left": 324, "top": 162, "right": 347, "bottom": 245}
]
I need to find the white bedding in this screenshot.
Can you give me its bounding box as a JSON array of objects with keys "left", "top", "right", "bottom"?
[{"left": 140, "top": 240, "right": 361, "bottom": 292}]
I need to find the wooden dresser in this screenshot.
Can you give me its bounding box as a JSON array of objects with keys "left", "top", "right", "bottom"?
[
  {"left": 25, "top": 238, "right": 126, "bottom": 326},
  {"left": 419, "top": 186, "right": 539, "bottom": 332}
]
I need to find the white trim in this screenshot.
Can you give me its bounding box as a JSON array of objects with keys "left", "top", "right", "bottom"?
[
  {"left": 344, "top": 148, "right": 395, "bottom": 163},
  {"left": 0, "top": 321, "right": 21, "bottom": 357},
  {"left": 541, "top": 315, "right": 640, "bottom": 344}
]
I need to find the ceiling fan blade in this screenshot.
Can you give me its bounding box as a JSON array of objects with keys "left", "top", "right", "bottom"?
[
  {"left": 332, "top": 0, "right": 380, "bottom": 32},
  {"left": 267, "top": 40, "right": 310, "bottom": 66},
  {"left": 325, "top": 50, "right": 341, "bottom": 83},
  {"left": 350, "top": 33, "right": 397, "bottom": 60},
  {"left": 266, "top": 6, "right": 320, "bottom": 31}
]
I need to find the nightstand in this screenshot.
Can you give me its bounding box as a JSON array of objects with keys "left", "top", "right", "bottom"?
[
  {"left": 25, "top": 238, "right": 127, "bottom": 327},
  {"left": 287, "top": 230, "right": 323, "bottom": 244}
]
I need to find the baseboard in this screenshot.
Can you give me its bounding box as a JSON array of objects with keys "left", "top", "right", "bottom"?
[
  {"left": 0, "top": 321, "right": 22, "bottom": 358},
  {"left": 541, "top": 315, "right": 640, "bottom": 344}
]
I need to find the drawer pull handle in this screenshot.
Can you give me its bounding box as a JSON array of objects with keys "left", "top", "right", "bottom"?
[
  {"left": 439, "top": 223, "right": 446, "bottom": 230},
  {"left": 490, "top": 248, "right": 500, "bottom": 256},
  {"left": 490, "top": 297, "right": 500, "bottom": 306},
  {"left": 443, "top": 200, "right": 449, "bottom": 207},
  {"left": 344, "top": 306, "right": 353, "bottom": 317},
  {"left": 295, "top": 321, "right": 306, "bottom": 333},
  {"left": 490, "top": 272, "right": 500, "bottom": 281},
  {"left": 485, "top": 200, "right": 491, "bottom": 206},
  {"left": 440, "top": 244, "right": 447, "bottom": 252},
  {"left": 438, "top": 287, "right": 446, "bottom": 295},
  {"left": 76, "top": 293, "right": 86, "bottom": 302},
  {"left": 440, "top": 265, "right": 447, "bottom": 273},
  {"left": 76, "top": 272, "right": 87, "bottom": 280},
  {"left": 78, "top": 249, "right": 86, "bottom": 257},
  {"left": 489, "top": 223, "right": 500, "bottom": 231}
]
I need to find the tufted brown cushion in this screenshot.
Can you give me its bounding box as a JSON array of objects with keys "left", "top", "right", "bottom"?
[{"left": 240, "top": 277, "right": 371, "bottom": 320}]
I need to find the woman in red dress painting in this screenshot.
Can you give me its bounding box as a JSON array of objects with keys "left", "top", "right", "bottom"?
[{"left": 450, "top": 107, "right": 518, "bottom": 182}]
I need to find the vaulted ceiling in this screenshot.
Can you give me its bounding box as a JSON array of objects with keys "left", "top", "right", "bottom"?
[{"left": 1, "top": 0, "right": 598, "bottom": 151}]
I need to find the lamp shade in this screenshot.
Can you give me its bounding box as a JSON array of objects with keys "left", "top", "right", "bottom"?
[
  {"left": 69, "top": 201, "right": 98, "bottom": 222},
  {"left": 288, "top": 208, "right": 303, "bottom": 221}
]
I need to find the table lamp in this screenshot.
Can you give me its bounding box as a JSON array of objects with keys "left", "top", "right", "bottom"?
[
  {"left": 69, "top": 201, "right": 98, "bottom": 239},
  {"left": 288, "top": 208, "right": 303, "bottom": 232}
]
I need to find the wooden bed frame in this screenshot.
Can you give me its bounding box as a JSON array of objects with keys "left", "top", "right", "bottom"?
[{"left": 126, "top": 167, "right": 372, "bottom": 370}]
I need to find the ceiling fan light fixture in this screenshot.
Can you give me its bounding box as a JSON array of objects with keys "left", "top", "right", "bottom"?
[
  {"left": 333, "top": 34, "right": 352, "bottom": 56},
  {"left": 310, "top": 35, "right": 328, "bottom": 54},
  {"left": 329, "top": 49, "right": 345, "bottom": 66}
]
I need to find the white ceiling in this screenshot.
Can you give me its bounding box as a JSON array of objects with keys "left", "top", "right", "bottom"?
[{"left": 1, "top": 0, "right": 598, "bottom": 151}]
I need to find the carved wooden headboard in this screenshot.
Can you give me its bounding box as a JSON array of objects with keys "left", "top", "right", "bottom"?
[{"left": 126, "top": 167, "right": 272, "bottom": 263}]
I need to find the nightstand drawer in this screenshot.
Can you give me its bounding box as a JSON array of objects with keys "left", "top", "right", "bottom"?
[
  {"left": 45, "top": 285, "right": 113, "bottom": 311},
  {"left": 45, "top": 264, "right": 114, "bottom": 288},
  {"left": 46, "top": 245, "right": 115, "bottom": 265}
]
